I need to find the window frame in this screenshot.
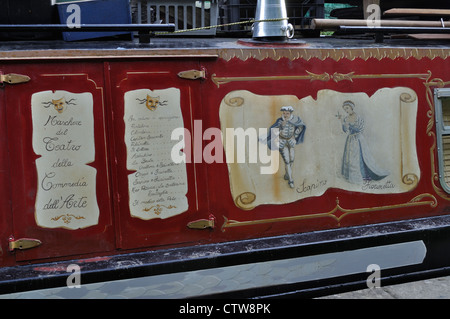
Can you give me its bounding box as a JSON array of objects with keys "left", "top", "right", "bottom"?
[{"left": 434, "top": 88, "right": 450, "bottom": 193}]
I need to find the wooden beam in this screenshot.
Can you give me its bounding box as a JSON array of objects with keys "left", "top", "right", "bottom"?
[{"left": 384, "top": 8, "right": 450, "bottom": 17}]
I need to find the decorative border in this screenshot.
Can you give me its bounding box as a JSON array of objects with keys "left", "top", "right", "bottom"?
[
  {"left": 218, "top": 48, "right": 450, "bottom": 62},
  {"left": 425, "top": 76, "right": 450, "bottom": 201},
  {"left": 222, "top": 194, "right": 437, "bottom": 231},
  {"left": 2, "top": 46, "right": 450, "bottom": 63},
  {"left": 217, "top": 69, "right": 450, "bottom": 231},
  {"left": 142, "top": 204, "right": 177, "bottom": 216},
  {"left": 51, "top": 214, "right": 86, "bottom": 225}
]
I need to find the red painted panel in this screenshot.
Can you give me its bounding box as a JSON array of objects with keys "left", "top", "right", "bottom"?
[
  {"left": 200, "top": 55, "right": 448, "bottom": 243},
  {"left": 0, "top": 86, "right": 14, "bottom": 266},
  {"left": 107, "top": 60, "right": 211, "bottom": 250},
  {"left": 3, "top": 62, "right": 115, "bottom": 262},
  {"left": 0, "top": 48, "right": 449, "bottom": 265}
]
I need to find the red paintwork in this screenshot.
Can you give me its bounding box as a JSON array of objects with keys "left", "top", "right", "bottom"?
[
  {"left": 202, "top": 55, "right": 442, "bottom": 244},
  {"left": 0, "top": 49, "right": 448, "bottom": 267},
  {"left": 107, "top": 60, "right": 211, "bottom": 250},
  {"left": 1, "top": 62, "right": 115, "bottom": 264}
]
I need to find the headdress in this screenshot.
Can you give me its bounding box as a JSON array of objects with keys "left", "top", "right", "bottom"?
[
  {"left": 342, "top": 100, "right": 355, "bottom": 109},
  {"left": 280, "top": 106, "right": 294, "bottom": 112}
]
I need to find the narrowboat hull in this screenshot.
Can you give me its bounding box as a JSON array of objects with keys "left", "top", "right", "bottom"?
[{"left": 1, "top": 37, "right": 450, "bottom": 298}]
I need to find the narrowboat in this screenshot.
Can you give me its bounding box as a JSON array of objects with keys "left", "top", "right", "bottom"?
[{"left": 1, "top": 0, "right": 450, "bottom": 300}]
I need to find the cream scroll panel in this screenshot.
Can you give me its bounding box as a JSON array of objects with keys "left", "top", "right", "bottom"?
[
  {"left": 220, "top": 88, "right": 420, "bottom": 210},
  {"left": 32, "top": 90, "right": 99, "bottom": 229},
  {"left": 124, "top": 88, "right": 188, "bottom": 220}
]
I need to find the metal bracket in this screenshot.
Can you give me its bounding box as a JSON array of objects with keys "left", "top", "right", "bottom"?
[
  {"left": 0, "top": 72, "right": 30, "bottom": 85},
  {"left": 187, "top": 214, "right": 215, "bottom": 230},
  {"left": 9, "top": 236, "right": 42, "bottom": 252},
  {"left": 177, "top": 68, "right": 206, "bottom": 80}
]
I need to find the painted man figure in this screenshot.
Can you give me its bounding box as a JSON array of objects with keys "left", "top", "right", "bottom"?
[{"left": 267, "top": 106, "right": 306, "bottom": 188}]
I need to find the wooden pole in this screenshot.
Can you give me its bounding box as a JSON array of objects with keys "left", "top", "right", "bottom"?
[
  {"left": 311, "top": 18, "right": 450, "bottom": 30},
  {"left": 384, "top": 8, "right": 450, "bottom": 17}
]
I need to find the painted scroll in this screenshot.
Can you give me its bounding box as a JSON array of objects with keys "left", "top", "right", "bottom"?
[
  {"left": 32, "top": 91, "right": 99, "bottom": 229},
  {"left": 220, "top": 88, "right": 420, "bottom": 210},
  {"left": 124, "top": 88, "right": 188, "bottom": 220}
]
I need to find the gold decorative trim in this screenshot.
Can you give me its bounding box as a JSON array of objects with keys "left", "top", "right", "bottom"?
[
  {"left": 143, "top": 204, "right": 177, "bottom": 216},
  {"left": 2, "top": 47, "right": 448, "bottom": 63},
  {"left": 424, "top": 76, "right": 450, "bottom": 201},
  {"left": 222, "top": 194, "right": 437, "bottom": 231},
  {"left": 218, "top": 48, "right": 450, "bottom": 62},
  {"left": 212, "top": 71, "right": 330, "bottom": 88},
  {"left": 212, "top": 70, "right": 432, "bottom": 88},
  {"left": 51, "top": 214, "right": 86, "bottom": 224}
]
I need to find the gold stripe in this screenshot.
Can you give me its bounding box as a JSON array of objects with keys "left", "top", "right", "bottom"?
[
  {"left": 221, "top": 194, "right": 437, "bottom": 231},
  {"left": 212, "top": 70, "right": 430, "bottom": 87}
]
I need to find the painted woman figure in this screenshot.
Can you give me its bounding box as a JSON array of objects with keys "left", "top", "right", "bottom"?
[{"left": 337, "top": 100, "right": 388, "bottom": 184}]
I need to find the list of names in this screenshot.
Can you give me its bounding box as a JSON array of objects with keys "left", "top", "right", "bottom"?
[{"left": 124, "top": 88, "right": 188, "bottom": 220}]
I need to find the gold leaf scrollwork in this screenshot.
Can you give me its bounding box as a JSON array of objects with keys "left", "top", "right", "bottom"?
[
  {"left": 306, "top": 71, "right": 330, "bottom": 82},
  {"left": 424, "top": 73, "right": 450, "bottom": 201},
  {"left": 332, "top": 72, "right": 355, "bottom": 82},
  {"left": 217, "top": 48, "right": 450, "bottom": 63},
  {"left": 143, "top": 204, "right": 176, "bottom": 215},
  {"left": 51, "top": 214, "right": 86, "bottom": 224},
  {"left": 409, "top": 193, "right": 438, "bottom": 208}
]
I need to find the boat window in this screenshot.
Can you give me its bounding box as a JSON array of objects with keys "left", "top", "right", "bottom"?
[{"left": 435, "top": 89, "right": 450, "bottom": 192}]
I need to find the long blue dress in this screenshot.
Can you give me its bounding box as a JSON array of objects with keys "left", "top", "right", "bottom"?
[{"left": 341, "top": 114, "right": 389, "bottom": 184}]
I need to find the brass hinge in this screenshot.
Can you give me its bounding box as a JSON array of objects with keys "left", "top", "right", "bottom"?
[
  {"left": 9, "top": 236, "right": 42, "bottom": 252},
  {"left": 0, "top": 73, "right": 30, "bottom": 85},
  {"left": 187, "top": 214, "right": 215, "bottom": 230},
  {"left": 177, "top": 68, "right": 206, "bottom": 80}
]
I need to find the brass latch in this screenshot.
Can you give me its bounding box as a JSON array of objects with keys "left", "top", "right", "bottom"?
[
  {"left": 177, "top": 68, "right": 206, "bottom": 80},
  {"left": 187, "top": 214, "right": 215, "bottom": 230},
  {"left": 9, "top": 236, "right": 42, "bottom": 252},
  {"left": 0, "top": 72, "right": 30, "bottom": 85}
]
